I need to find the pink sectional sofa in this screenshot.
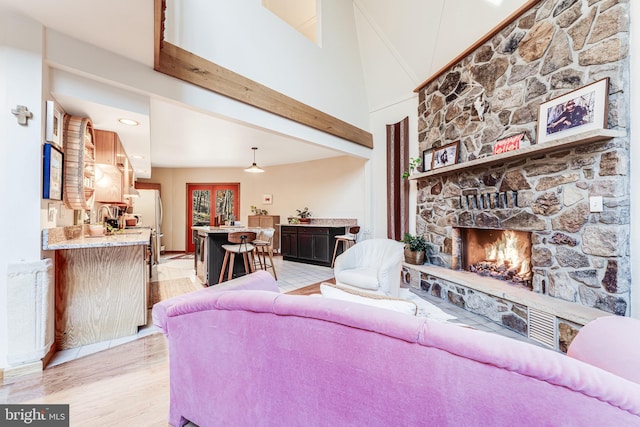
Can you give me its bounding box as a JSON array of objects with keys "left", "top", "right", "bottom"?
[{"left": 153, "top": 271, "right": 640, "bottom": 427}]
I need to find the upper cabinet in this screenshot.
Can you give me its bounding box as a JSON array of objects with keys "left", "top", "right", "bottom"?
[
  {"left": 94, "top": 129, "right": 134, "bottom": 205},
  {"left": 95, "top": 129, "right": 122, "bottom": 167},
  {"left": 63, "top": 116, "right": 95, "bottom": 210}
]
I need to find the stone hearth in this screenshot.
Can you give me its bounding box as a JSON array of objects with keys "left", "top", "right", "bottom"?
[{"left": 402, "top": 263, "right": 611, "bottom": 352}]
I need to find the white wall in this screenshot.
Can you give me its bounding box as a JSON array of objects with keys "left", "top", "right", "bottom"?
[
  {"left": 144, "top": 156, "right": 367, "bottom": 251},
  {"left": 165, "top": 0, "right": 370, "bottom": 130},
  {"left": 0, "top": 12, "right": 45, "bottom": 367}
]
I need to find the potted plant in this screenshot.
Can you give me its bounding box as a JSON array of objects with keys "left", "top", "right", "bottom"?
[
  {"left": 402, "top": 232, "right": 428, "bottom": 265},
  {"left": 296, "top": 207, "right": 312, "bottom": 224},
  {"left": 250, "top": 205, "right": 268, "bottom": 215},
  {"left": 402, "top": 157, "right": 422, "bottom": 179}
]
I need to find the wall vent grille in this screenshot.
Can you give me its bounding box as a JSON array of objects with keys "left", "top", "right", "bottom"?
[{"left": 528, "top": 308, "right": 556, "bottom": 348}]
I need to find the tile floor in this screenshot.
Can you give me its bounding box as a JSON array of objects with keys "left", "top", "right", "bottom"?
[{"left": 48, "top": 253, "right": 543, "bottom": 367}]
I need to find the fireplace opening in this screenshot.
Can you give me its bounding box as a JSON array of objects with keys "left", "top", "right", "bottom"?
[{"left": 460, "top": 228, "right": 533, "bottom": 289}]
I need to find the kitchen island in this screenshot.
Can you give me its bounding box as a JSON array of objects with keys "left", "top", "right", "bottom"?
[
  {"left": 43, "top": 226, "right": 151, "bottom": 350},
  {"left": 193, "top": 226, "right": 261, "bottom": 286}
]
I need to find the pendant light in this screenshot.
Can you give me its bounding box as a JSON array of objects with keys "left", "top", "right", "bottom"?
[{"left": 244, "top": 147, "right": 265, "bottom": 173}]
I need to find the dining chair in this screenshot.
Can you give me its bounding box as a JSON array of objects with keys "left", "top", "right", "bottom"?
[
  {"left": 331, "top": 226, "right": 360, "bottom": 268},
  {"left": 252, "top": 228, "right": 277, "bottom": 279},
  {"left": 218, "top": 231, "right": 257, "bottom": 283}
]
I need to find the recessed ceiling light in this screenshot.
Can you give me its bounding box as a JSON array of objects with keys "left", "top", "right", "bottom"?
[
  {"left": 118, "top": 118, "right": 139, "bottom": 126},
  {"left": 131, "top": 155, "right": 145, "bottom": 160}
]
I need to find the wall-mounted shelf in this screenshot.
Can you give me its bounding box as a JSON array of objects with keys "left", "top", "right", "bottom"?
[
  {"left": 409, "top": 129, "right": 626, "bottom": 181},
  {"left": 63, "top": 116, "right": 96, "bottom": 210}
]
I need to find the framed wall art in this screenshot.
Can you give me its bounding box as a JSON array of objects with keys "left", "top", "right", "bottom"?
[
  {"left": 493, "top": 132, "right": 526, "bottom": 155},
  {"left": 46, "top": 100, "right": 65, "bottom": 150},
  {"left": 537, "top": 78, "right": 609, "bottom": 144},
  {"left": 422, "top": 149, "right": 434, "bottom": 172},
  {"left": 431, "top": 141, "right": 459, "bottom": 169},
  {"left": 262, "top": 194, "right": 273, "bottom": 205},
  {"left": 43, "top": 143, "right": 63, "bottom": 200}
]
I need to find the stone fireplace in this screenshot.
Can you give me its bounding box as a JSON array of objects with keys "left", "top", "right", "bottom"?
[{"left": 402, "top": 0, "right": 630, "bottom": 351}]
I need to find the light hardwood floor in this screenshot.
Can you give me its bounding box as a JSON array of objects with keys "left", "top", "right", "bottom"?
[
  {"left": 0, "top": 254, "right": 333, "bottom": 426},
  {"left": 1, "top": 333, "right": 171, "bottom": 426}
]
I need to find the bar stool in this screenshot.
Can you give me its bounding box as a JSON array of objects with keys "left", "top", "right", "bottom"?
[
  {"left": 331, "top": 226, "right": 360, "bottom": 268},
  {"left": 252, "top": 228, "right": 278, "bottom": 279},
  {"left": 218, "top": 231, "right": 257, "bottom": 283}
]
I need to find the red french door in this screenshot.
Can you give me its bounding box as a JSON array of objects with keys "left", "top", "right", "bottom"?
[{"left": 186, "top": 183, "right": 240, "bottom": 253}]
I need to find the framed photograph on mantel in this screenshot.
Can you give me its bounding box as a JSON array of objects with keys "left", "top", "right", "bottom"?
[
  {"left": 431, "top": 141, "right": 459, "bottom": 169},
  {"left": 422, "top": 149, "right": 434, "bottom": 172},
  {"left": 537, "top": 78, "right": 609, "bottom": 144}
]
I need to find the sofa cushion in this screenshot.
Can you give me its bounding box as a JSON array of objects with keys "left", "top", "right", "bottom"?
[
  {"left": 335, "top": 267, "right": 378, "bottom": 290},
  {"left": 320, "top": 283, "right": 417, "bottom": 316},
  {"left": 152, "top": 271, "right": 278, "bottom": 334},
  {"left": 567, "top": 315, "right": 640, "bottom": 384}
]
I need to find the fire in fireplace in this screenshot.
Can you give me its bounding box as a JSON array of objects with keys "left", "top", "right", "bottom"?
[{"left": 460, "top": 228, "right": 532, "bottom": 288}]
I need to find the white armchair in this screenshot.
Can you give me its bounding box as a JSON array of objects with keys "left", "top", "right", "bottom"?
[{"left": 333, "top": 238, "right": 404, "bottom": 297}]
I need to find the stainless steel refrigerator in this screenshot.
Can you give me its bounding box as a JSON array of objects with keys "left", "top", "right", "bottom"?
[{"left": 134, "top": 189, "right": 163, "bottom": 264}]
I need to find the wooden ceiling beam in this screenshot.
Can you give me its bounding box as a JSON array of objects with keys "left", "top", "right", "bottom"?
[{"left": 153, "top": 0, "right": 373, "bottom": 149}]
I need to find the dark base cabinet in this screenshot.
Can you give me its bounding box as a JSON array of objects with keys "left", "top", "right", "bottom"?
[{"left": 281, "top": 225, "right": 346, "bottom": 267}]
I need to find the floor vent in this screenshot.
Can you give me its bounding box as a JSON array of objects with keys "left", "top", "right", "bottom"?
[{"left": 527, "top": 308, "right": 556, "bottom": 348}]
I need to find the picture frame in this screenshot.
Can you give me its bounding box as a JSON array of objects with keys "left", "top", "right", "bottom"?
[
  {"left": 422, "top": 149, "right": 434, "bottom": 172},
  {"left": 46, "top": 100, "right": 65, "bottom": 150},
  {"left": 493, "top": 132, "right": 526, "bottom": 155},
  {"left": 262, "top": 194, "right": 273, "bottom": 205},
  {"left": 43, "top": 143, "right": 63, "bottom": 200},
  {"left": 431, "top": 141, "right": 459, "bottom": 169},
  {"left": 537, "top": 78, "right": 609, "bottom": 144}
]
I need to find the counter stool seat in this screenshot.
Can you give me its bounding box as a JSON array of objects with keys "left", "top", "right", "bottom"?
[
  {"left": 219, "top": 231, "right": 257, "bottom": 283},
  {"left": 252, "top": 228, "right": 277, "bottom": 279},
  {"left": 331, "top": 226, "right": 360, "bottom": 268}
]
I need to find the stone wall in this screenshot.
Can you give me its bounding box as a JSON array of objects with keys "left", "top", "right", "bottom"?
[{"left": 415, "top": 0, "right": 630, "bottom": 315}]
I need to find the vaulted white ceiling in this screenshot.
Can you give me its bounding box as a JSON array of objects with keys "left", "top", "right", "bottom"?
[{"left": 0, "top": 0, "right": 528, "bottom": 178}]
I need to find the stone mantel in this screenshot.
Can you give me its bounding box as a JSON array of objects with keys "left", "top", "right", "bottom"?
[{"left": 409, "top": 129, "right": 625, "bottom": 181}]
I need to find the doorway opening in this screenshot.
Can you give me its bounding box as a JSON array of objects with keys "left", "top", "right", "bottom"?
[{"left": 186, "top": 183, "right": 240, "bottom": 252}]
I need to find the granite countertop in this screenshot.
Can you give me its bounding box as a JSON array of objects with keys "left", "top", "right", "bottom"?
[
  {"left": 192, "top": 226, "right": 261, "bottom": 234},
  {"left": 280, "top": 218, "right": 357, "bottom": 227},
  {"left": 43, "top": 228, "right": 151, "bottom": 250},
  {"left": 279, "top": 223, "right": 348, "bottom": 228}
]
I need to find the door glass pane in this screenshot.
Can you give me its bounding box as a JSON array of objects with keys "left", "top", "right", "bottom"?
[
  {"left": 216, "top": 190, "right": 235, "bottom": 222},
  {"left": 192, "top": 190, "right": 211, "bottom": 226}
]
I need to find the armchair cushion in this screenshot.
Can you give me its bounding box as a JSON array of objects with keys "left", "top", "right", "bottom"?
[
  {"left": 333, "top": 238, "right": 404, "bottom": 296},
  {"left": 335, "top": 267, "right": 378, "bottom": 290}
]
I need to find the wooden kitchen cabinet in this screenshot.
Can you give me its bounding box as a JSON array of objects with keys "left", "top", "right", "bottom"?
[
  {"left": 281, "top": 225, "right": 344, "bottom": 267},
  {"left": 280, "top": 226, "right": 298, "bottom": 258},
  {"left": 95, "top": 129, "right": 124, "bottom": 166},
  {"left": 95, "top": 129, "right": 117, "bottom": 166},
  {"left": 247, "top": 215, "right": 281, "bottom": 252},
  {"left": 55, "top": 244, "right": 147, "bottom": 349},
  {"left": 94, "top": 129, "right": 135, "bottom": 205}
]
